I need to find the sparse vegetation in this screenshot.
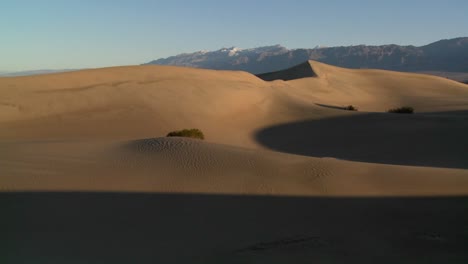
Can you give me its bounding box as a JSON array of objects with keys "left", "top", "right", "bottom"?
[
  {"left": 344, "top": 105, "right": 358, "bottom": 111},
  {"left": 167, "top": 128, "right": 205, "bottom": 140},
  {"left": 388, "top": 106, "right": 414, "bottom": 114}
]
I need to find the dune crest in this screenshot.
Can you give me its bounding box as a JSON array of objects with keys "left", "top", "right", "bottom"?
[{"left": 257, "top": 61, "right": 319, "bottom": 81}]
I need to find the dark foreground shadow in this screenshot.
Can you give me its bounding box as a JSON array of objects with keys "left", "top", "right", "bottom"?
[
  {"left": 255, "top": 111, "right": 468, "bottom": 169},
  {"left": 1, "top": 192, "right": 468, "bottom": 264}
]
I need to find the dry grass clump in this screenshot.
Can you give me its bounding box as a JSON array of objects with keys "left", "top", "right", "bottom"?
[
  {"left": 388, "top": 106, "right": 414, "bottom": 114},
  {"left": 344, "top": 105, "right": 358, "bottom": 111},
  {"left": 167, "top": 129, "right": 205, "bottom": 139}
]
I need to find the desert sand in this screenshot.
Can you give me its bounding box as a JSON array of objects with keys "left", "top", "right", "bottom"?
[{"left": 1, "top": 61, "right": 468, "bottom": 263}]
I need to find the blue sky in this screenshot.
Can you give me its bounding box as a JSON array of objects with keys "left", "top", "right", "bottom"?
[{"left": 1, "top": 0, "right": 467, "bottom": 71}]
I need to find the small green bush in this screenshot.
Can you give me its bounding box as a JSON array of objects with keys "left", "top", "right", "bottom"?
[
  {"left": 388, "top": 106, "right": 414, "bottom": 114},
  {"left": 166, "top": 128, "right": 205, "bottom": 140},
  {"left": 344, "top": 105, "right": 358, "bottom": 111}
]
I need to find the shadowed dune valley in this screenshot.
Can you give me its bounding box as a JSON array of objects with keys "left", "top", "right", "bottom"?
[{"left": 2, "top": 58, "right": 468, "bottom": 262}]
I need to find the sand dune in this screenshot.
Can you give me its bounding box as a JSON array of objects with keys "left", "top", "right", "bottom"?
[
  {"left": 276, "top": 61, "right": 468, "bottom": 112},
  {"left": 1, "top": 61, "right": 468, "bottom": 145},
  {"left": 1, "top": 61, "right": 468, "bottom": 263},
  {"left": 1, "top": 61, "right": 468, "bottom": 190},
  {"left": 2, "top": 137, "right": 467, "bottom": 195}
]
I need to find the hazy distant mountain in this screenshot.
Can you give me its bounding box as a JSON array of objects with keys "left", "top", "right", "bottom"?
[
  {"left": 0, "top": 69, "right": 77, "bottom": 77},
  {"left": 145, "top": 37, "right": 468, "bottom": 79}
]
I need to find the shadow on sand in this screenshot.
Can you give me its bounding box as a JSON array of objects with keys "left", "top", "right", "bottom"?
[
  {"left": 315, "top": 103, "right": 354, "bottom": 110},
  {"left": 1, "top": 192, "right": 468, "bottom": 264},
  {"left": 255, "top": 111, "right": 468, "bottom": 169}
]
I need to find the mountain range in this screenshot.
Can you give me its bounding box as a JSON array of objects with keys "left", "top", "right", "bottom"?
[{"left": 146, "top": 37, "right": 468, "bottom": 82}]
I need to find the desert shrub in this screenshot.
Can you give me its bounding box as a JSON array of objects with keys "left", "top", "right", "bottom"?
[
  {"left": 388, "top": 106, "right": 414, "bottom": 114},
  {"left": 344, "top": 105, "right": 358, "bottom": 111},
  {"left": 166, "top": 128, "right": 205, "bottom": 140}
]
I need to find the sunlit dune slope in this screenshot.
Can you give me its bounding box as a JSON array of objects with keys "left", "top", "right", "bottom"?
[
  {"left": 265, "top": 61, "right": 468, "bottom": 112},
  {"left": 1, "top": 61, "right": 467, "bottom": 146},
  {"left": 2, "top": 137, "right": 467, "bottom": 195}
]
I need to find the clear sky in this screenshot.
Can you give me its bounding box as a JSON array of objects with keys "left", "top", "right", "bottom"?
[{"left": 1, "top": 0, "right": 467, "bottom": 71}]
